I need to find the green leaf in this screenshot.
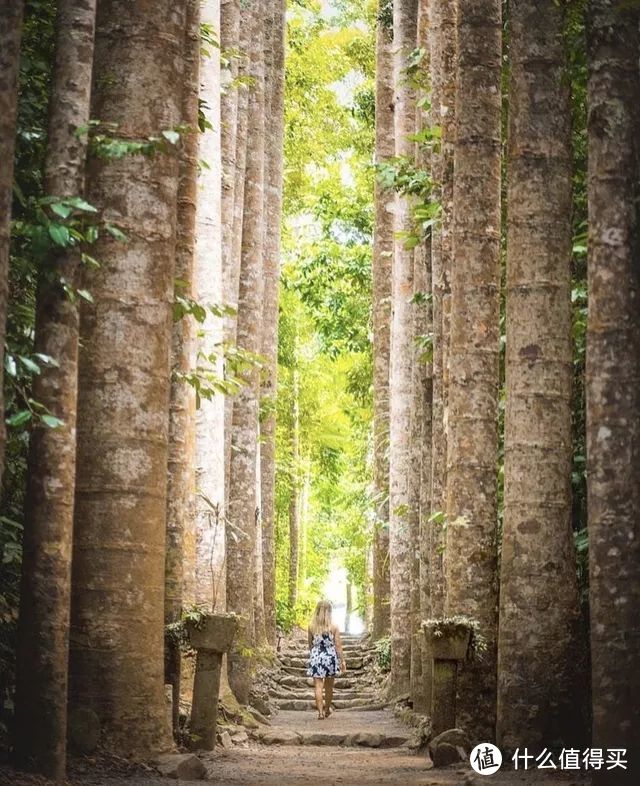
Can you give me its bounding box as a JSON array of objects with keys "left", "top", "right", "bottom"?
[
  {"left": 50, "top": 202, "right": 73, "bottom": 219},
  {"left": 105, "top": 224, "right": 127, "bottom": 242},
  {"left": 48, "top": 223, "right": 71, "bottom": 246},
  {"left": 4, "top": 355, "right": 17, "bottom": 378},
  {"left": 193, "top": 303, "right": 207, "bottom": 323},
  {"left": 81, "top": 252, "right": 100, "bottom": 268},
  {"left": 162, "top": 130, "right": 180, "bottom": 145},
  {"left": 402, "top": 234, "right": 420, "bottom": 250},
  {"left": 41, "top": 414, "right": 64, "bottom": 428},
  {"left": 18, "top": 355, "right": 41, "bottom": 374},
  {"left": 33, "top": 353, "right": 59, "bottom": 368},
  {"left": 66, "top": 196, "right": 98, "bottom": 213},
  {"left": 85, "top": 225, "right": 99, "bottom": 244},
  {"left": 77, "top": 289, "right": 94, "bottom": 303},
  {"left": 7, "top": 410, "right": 32, "bottom": 427}
]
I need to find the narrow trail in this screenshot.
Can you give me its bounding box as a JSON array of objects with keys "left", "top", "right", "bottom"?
[
  {"left": 184, "top": 634, "right": 432, "bottom": 784},
  {"left": 194, "top": 635, "right": 589, "bottom": 786}
]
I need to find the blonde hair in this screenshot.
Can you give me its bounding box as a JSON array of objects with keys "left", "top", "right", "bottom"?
[{"left": 309, "top": 599, "right": 333, "bottom": 636}]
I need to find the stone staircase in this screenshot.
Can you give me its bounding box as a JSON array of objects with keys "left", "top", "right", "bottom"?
[{"left": 269, "top": 633, "right": 385, "bottom": 712}]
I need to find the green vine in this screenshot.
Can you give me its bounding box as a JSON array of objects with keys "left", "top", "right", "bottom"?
[{"left": 375, "top": 156, "right": 441, "bottom": 248}]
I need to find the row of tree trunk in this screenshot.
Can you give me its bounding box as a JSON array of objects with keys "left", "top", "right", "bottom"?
[
  {"left": 372, "top": 0, "right": 640, "bottom": 766},
  {"left": 1, "top": 0, "right": 286, "bottom": 779}
]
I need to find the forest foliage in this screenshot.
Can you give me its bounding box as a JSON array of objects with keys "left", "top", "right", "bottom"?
[
  {"left": 274, "top": 0, "right": 376, "bottom": 629},
  {"left": 0, "top": 0, "right": 593, "bottom": 658}
]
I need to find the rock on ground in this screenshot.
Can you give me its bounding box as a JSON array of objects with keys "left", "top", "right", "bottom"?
[
  {"left": 218, "top": 730, "right": 234, "bottom": 749},
  {"left": 154, "top": 753, "right": 206, "bottom": 780},
  {"left": 260, "top": 729, "right": 303, "bottom": 746}
]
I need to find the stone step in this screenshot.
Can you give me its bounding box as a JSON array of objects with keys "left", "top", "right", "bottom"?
[
  {"left": 280, "top": 666, "right": 365, "bottom": 679},
  {"left": 277, "top": 675, "right": 360, "bottom": 690},
  {"left": 269, "top": 688, "right": 376, "bottom": 701},
  {"left": 279, "top": 645, "right": 367, "bottom": 657},
  {"left": 273, "top": 697, "right": 384, "bottom": 711},
  {"left": 278, "top": 655, "right": 364, "bottom": 669},
  {"left": 255, "top": 728, "right": 410, "bottom": 749}
]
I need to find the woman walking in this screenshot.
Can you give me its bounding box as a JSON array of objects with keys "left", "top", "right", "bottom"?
[{"left": 307, "top": 599, "right": 347, "bottom": 719}]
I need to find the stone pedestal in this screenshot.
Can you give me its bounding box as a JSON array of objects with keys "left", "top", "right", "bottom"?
[
  {"left": 165, "top": 636, "right": 181, "bottom": 733},
  {"left": 423, "top": 624, "right": 471, "bottom": 736},
  {"left": 411, "top": 632, "right": 427, "bottom": 713},
  {"left": 187, "top": 614, "right": 237, "bottom": 751},
  {"left": 422, "top": 634, "right": 434, "bottom": 714}
]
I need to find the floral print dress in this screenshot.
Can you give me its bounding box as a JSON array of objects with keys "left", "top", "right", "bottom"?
[{"left": 307, "top": 630, "right": 340, "bottom": 678}]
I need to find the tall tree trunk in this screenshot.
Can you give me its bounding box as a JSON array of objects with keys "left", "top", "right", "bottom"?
[
  {"left": 419, "top": 351, "right": 433, "bottom": 707},
  {"left": 223, "top": 6, "right": 252, "bottom": 502},
  {"left": 288, "top": 366, "right": 300, "bottom": 610},
  {"left": 13, "top": 1, "right": 96, "bottom": 778},
  {"left": 427, "top": 0, "right": 456, "bottom": 619},
  {"left": 252, "top": 0, "right": 281, "bottom": 651},
  {"left": 220, "top": 0, "right": 241, "bottom": 508},
  {"left": 371, "top": 0, "right": 394, "bottom": 642},
  {"left": 253, "top": 433, "right": 267, "bottom": 646},
  {"left": 409, "top": 252, "right": 427, "bottom": 711},
  {"left": 586, "top": 1, "right": 640, "bottom": 775},
  {"left": 497, "top": 0, "right": 582, "bottom": 751},
  {"left": 226, "top": 0, "right": 266, "bottom": 704},
  {"left": 388, "top": 0, "right": 419, "bottom": 698},
  {"left": 260, "top": 0, "right": 286, "bottom": 648},
  {"left": 165, "top": 0, "right": 201, "bottom": 735},
  {"left": 444, "top": 0, "right": 502, "bottom": 742},
  {"left": 0, "top": 0, "right": 24, "bottom": 484},
  {"left": 69, "top": 0, "right": 184, "bottom": 755},
  {"left": 346, "top": 582, "right": 353, "bottom": 634},
  {"left": 194, "top": 0, "right": 226, "bottom": 613},
  {"left": 220, "top": 0, "right": 240, "bottom": 295},
  {"left": 410, "top": 0, "right": 432, "bottom": 715}
]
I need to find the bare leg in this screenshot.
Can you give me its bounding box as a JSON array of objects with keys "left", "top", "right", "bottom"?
[
  {"left": 314, "top": 678, "right": 324, "bottom": 718},
  {"left": 324, "top": 677, "right": 335, "bottom": 717}
]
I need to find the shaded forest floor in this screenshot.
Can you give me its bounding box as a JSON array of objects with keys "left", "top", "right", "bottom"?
[
  {"left": 0, "top": 635, "right": 591, "bottom": 786},
  {"left": 0, "top": 708, "right": 591, "bottom": 786}
]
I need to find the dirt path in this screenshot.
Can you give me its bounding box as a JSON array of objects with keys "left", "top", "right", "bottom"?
[
  {"left": 194, "top": 745, "right": 590, "bottom": 786},
  {"left": 267, "top": 707, "right": 412, "bottom": 740},
  {"left": 0, "top": 706, "right": 592, "bottom": 786},
  {"left": 191, "top": 709, "right": 590, "bottom": 786}
]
